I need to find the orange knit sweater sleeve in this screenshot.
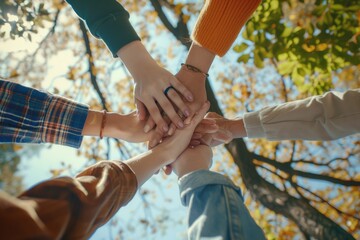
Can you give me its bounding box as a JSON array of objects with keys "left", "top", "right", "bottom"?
[{"left": 192, "top": 0, "right": 261, "bottom": 57}]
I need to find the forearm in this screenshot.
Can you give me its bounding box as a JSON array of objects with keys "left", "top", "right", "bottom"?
[
  {"left": 227, "top": 118, "right": 247, "bottom": 139},
  {"left": 124, "top": 147, "right": 172, "bottom": 186},
  {"left": 244, "top": 89, "right": 360, "bottom": 141},
  {"left": 116, "top": 41, "right": 156, "bottom": 78},
  {"left": 0, "top": 80, "right": 88, "bottom": 148},
  {"left": 184, "top": 43, "right": 215, "bottom": 74}
]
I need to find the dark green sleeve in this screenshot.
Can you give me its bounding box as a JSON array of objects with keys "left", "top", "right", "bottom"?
[{"left": 66, "top": 0, "right": 141, "bottom": 57}]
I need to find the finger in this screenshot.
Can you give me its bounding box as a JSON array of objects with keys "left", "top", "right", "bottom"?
[
  {"left": 192, "top": 132, "right": 203, "bottom": 139},
  {"left": 161, "top": 115, "right": 173, "bottom": 137},
  {"left": 188, "top": 101, "right": 210, "bottom": 127},
  {"left": 195, "top": 122, "right": 218, "bottom": 134},
  {"left": 163, "top": 165, "right": 172, "bottom": 175},
  {"left": 213, "top": 131, "right": 233, "bottom": 143},
  {"left": 148, "top": 131, "right": 163, "bottom": 149},
  {"left": 166, "top": 88, "right": 191, "bottom": 118},
  {"left": 145, "top": 99, "right": 169, "bottom": 133},
  {"left": 200, "top": 118, "right": 216, "bottom": 125},
  {"left": 204, "top": 112, "right": 221, "bottom": 119},
  {"left": 135, "top": 99, "right": 147, "bottom": 121},
  {"left": 190, "top": 139, "right": 201, "bottom": 146},
  {"left": 167, "top": 123, "right": 176, "bottom": 136},
  {"left": 144, "top": 116, "right": 156, "bottom": 133},
  {"left": 170, "top": 77, "right": 194, "bottom": 102},
  {"left": 156, "top": 94, "right": 184, "bottom": 129}
]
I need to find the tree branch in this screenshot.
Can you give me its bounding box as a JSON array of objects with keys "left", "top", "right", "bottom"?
[
  {"left": 253, "top": 153, "right": 360, "bottom": 187},
  {"left": 79, "top": 20, "right": 108, "bottom": 110},
  {"left": 149, "top": 0, "right": 191, "bottom": 48}
]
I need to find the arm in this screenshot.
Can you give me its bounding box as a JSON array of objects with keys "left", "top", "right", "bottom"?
[
  {"left": 143, "top": 0, "right": 261, "bottom": 138},
  {"left": 244, "top": 89, "right": 360, "bottom": 140},
  {"left": 66, "top": 0, "right": 193, "bottom": 131},
  {"left": 193, "top": 89, "right": 360, "bottom": 145},
  {"left": 0, "top": 79, "right": 158, "bottom": 147},
  {"left": 0, "top": 102, "right": 210, "bottom": 239},
  {"left": 0, "top": 160, "right": 137, "bottom": 239}
]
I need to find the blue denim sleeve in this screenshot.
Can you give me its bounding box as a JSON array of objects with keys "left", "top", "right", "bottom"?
[{"left": 179, "top": 170, "right": 266, "bottom": 240}]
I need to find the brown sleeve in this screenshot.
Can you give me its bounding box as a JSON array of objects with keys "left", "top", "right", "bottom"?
[{"left": 0, "top": 161, "right": 137, "bottom": 240}]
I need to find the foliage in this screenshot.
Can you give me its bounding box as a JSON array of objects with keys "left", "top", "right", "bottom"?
[
  {"left": 0, "top": 0, "right": 359, "bottom": 239},
  {"left": 234, "top": 0, "right": 360, "bottom": 95},
  {"left": 0, "top": 144, "right": 24, "bottom": 196},
  {"left": 0, "top": 0, "right": 52, "bottom": 40}
]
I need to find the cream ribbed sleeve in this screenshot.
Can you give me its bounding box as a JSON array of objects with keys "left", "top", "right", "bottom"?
[{"left": 244, "top": 89, "right": 360, "bottom": 140}]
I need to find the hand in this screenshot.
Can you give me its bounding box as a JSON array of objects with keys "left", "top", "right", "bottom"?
[
  {"left": 104, "top": 111, "right": 163, "bottom": 143},
  {"left": 155, "top": 101, "right": 211, "bottom": 166},
  {"left": 117, "top": 41, "right": 193, "bottom": 133},
  {"left": 157, "top": 116, "right": 218, "bottom": 175},
  {"left": 171, "top": 144, "right": 213, "bottom": 178},
  {"left": 191, "top": 112, "right": 244, "bottom": 147},
  {"left": 144, "top": 42, "right": 214, "bottom": 147},
  {"left": 145, "top": 64, "right": 208, "bottom": 147}
]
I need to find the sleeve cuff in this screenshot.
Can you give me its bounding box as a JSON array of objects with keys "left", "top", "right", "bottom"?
[
  {"left": 243, "top": 110, "right": 266, "bottom": 138},
  {"left": 92, "top": 13, "right": 141, "bottom": 57},
  {"left": 44, "top": 95, "right": 89, "bottom": 148},
  {"left": 178, "top": 170, "right": 242, "bottom": 205}
]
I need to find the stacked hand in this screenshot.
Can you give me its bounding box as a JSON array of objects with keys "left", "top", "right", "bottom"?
[{"left": 117, "top": 41, "right": 194, "bottom": 135}]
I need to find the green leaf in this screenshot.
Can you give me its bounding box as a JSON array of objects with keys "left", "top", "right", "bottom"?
[
  {"left": 237, "top": 54, "right": 250, "bottom": 63},
  {"left": 254, "top": 50, "right": 264, "bottom": 68},
  {"left": 277, "top": 61, "right": 296, "bottom": 75},
  {"left": 331, "top": 4, "right": 344, "bottom": 11},
  {"left": 281, "top": 27, "right": 292, "bottom": 38},
  {"left": 233, "top": 43, "right": 249, "bottom": 53}
]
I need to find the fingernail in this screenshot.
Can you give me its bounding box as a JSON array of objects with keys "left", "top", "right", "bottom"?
[
  {"left": 144, "top": 125, "right": 151, "bottom": 133},
  {"left": 178, "top": 121, "right": 184, "bottom": 128},
  {"left": 184, "top": 109, "right": 190, "bottom": 117},
  {"left": 163, "top": 125, "right": 169, "bottom": 132},
  {"left": 168, "top": 127, "right": 175, "bottom": 136},
  {"left": 187, "top": 95, "right": 193, "bottom": 101}
]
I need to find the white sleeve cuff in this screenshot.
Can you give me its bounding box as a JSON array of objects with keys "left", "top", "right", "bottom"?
[{"left": 243, "top": 111, "right": 266, "bottom": 138}]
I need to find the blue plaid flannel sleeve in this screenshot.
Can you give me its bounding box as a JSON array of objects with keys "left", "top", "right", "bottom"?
[{"left": 0, "top": 80, "right": 89, "bottom": 148}]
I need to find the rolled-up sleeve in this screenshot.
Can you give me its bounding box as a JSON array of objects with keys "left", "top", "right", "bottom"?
[
  {"left": 0, "top": 79, "right": 89, "bottom": 148},
  {"left": 0, "top": 161, "right": 137, "bottom": 239},
  {"left": 179, "top": 170, "right": 265, "bottom": 240}
]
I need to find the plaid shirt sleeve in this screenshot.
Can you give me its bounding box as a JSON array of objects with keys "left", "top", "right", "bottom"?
[{"left": 0, "top": 79, "right": 89, "bottom": 148}]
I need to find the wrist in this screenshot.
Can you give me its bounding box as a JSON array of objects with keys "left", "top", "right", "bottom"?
[
  {"left": 102, "top": 112, "right": 123, "bottom": 139},
  {"left": 185, "top": 42, "right": 215, "bottom": 74},
  {"left": 117, "top": 41, "right": 157, "bottom": 79},
  {"left": 228, "top": 118, "right": 247, "bottom": 139},
  {"left": 82, "top": 110, "right": 103, "bottom": 136},
  {"left": 174, "top": 160, "right": 210, "bottom": 178}
]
